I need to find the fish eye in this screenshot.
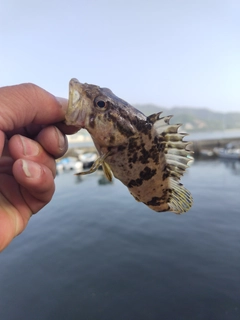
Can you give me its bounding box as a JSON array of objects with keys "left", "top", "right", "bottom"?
[{"left": 97, "top": 100, "right": 105, "bottom": 108}]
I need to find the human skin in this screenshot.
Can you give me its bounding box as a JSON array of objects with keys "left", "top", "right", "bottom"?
[{"left": 0, "top": 83, "right": 77, "bottom": 251}]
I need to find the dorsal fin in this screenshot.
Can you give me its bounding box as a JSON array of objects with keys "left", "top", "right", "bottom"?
[
  {"left": 151, "top": 113, "right": 193, "bottom": 213},
  {"left": 147, "top": 112, "right": 162, "bottom": 124}
]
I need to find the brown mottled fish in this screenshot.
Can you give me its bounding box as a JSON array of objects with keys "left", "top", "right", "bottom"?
[{"left": 65, "top": 78, "right": 193, "bottom": 214}]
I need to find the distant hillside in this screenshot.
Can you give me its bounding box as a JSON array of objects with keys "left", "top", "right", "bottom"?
[{"left": 134, "top": 104, "right": 240, "bottom": 132}]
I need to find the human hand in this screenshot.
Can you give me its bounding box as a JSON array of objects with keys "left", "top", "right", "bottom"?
[{"left": 0, "top": 83, "right": 77, "bottom": 251}]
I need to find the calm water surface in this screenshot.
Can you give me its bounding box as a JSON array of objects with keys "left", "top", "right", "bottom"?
[{"left": 0, "top": 159, "right": 240, "bottom": 320}]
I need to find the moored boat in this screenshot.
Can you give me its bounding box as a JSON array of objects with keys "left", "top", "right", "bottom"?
[{"left": 213, "top": 142, "right": 240, "bottom": 159}]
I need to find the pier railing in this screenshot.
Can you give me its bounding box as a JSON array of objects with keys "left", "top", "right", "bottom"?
[{"left": 192, "top": 137, "right": 240, "bottom": 156}]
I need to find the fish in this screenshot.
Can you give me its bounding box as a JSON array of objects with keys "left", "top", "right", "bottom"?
[{"left": 65, "top": 78, "right": 193, "bottom": 214}]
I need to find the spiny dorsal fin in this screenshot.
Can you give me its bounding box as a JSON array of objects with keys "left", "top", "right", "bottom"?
[
  {"left": 151, "top": 113, "right": 193, "bottom": 213},
  {"left": 147, "top": 112, "right": 162, "bottom": 124}
]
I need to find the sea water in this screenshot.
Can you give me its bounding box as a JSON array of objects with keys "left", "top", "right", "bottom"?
[{"left": 0, "top": 158, "right": 240, "bottom": 320}]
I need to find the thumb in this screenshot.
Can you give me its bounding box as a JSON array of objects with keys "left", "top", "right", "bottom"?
[
  {"left": 0, "top": 83, "right": 68, "bottom": 132},
  {"left": 0, "top": 130, "right": 5, "bottom": 156}
]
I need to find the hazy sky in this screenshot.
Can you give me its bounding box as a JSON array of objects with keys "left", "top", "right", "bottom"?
[{"left": 1, "top": 0, "right": 239, "bottom": 112}]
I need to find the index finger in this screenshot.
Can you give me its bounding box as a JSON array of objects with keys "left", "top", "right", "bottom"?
[{"left": 0, "top": 83, "right": 68, "bottom": 132}]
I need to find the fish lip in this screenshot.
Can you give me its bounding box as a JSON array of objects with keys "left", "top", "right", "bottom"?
[
  {"left": 68, "top": 78, "right": 82, "bottom": 106},
  {"left": 65, "top": 78, "right": 87, "bottom": 127}
]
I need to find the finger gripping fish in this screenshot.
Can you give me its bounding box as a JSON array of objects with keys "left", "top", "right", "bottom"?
[{"left": 65, "top": 78, "right": 193, "bottom": 214}]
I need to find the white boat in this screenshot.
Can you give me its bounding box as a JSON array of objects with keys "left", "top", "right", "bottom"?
[
  {"left": 79, "top": 152, "right": 98, "bottom": 169},
  {"left": 199, "top": 149, "right": 215, "bottom": 158},
  {"left": 213, "top": 142, "right": 240, "bottom": 159},
  {"left": 57, "top": 157, "right": 83, "bottom": 172}
]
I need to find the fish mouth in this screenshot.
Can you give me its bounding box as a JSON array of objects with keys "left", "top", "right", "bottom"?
[
  {"left": 65, "top": 78, "right": 86, "bottom": 128},
  {"left": 67, "top": 108, "right": 86, "bottom": 128}
]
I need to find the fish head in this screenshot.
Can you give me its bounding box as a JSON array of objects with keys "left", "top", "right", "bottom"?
[{"left": 66, "top": 78, "right": 146, "bottom": 151}]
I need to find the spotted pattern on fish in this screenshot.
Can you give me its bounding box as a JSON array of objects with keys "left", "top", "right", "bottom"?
[{"left": 65, "top": 78, "right": 193, "bottom": 214}]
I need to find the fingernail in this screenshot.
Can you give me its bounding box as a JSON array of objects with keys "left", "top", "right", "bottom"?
[
  {"left": 22, "top": 160, "right": 42, "bottom": 178},
  {"left": 55, "top": 127, "right": 67, "bottom": 151},
  {"left": 20, "top": 136, "right": 39, "bottom": 156},
  {"left": 56, "top": 97, "right": 68, "bottom": 113}
]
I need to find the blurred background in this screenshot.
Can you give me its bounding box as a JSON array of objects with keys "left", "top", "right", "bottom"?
[{"left": 0, "top": 1, "right": 240, "bottom": 320}]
